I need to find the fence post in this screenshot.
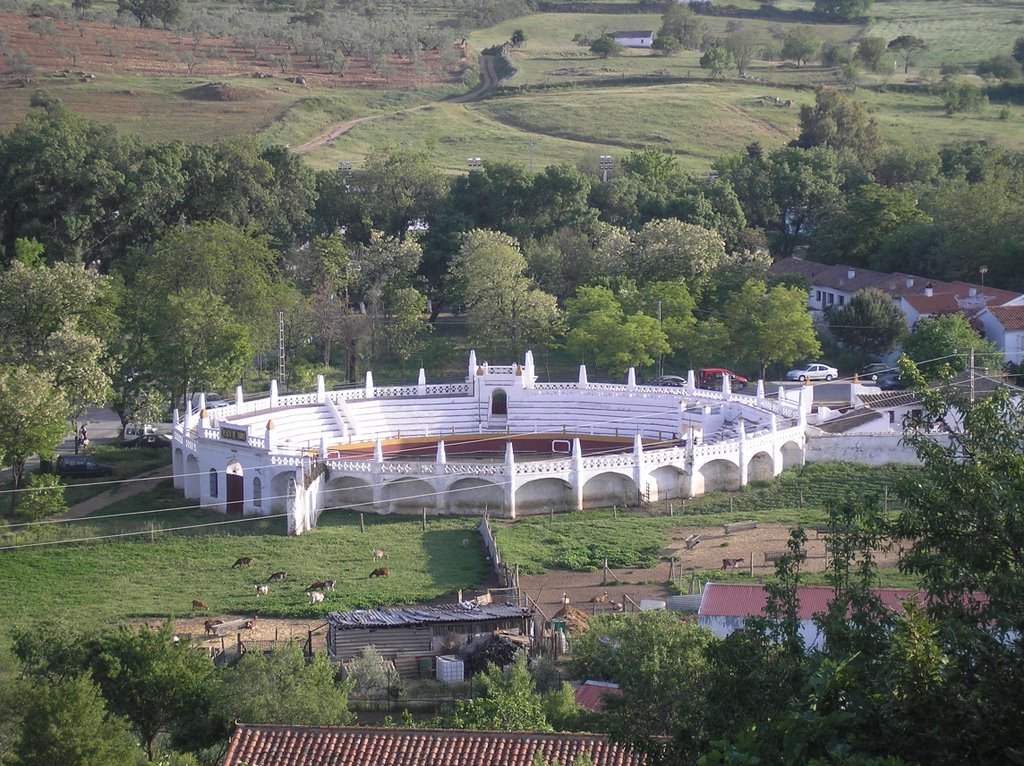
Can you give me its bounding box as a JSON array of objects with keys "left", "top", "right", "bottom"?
[
  {"left": 360, "top": 513, "right": 365, "bottom": 533},
  {"left": 422, "top": 507, "right": 427, "bottom": 530},
  {"left": 884, "top": 485, "right": 888, "bottom": 512}
]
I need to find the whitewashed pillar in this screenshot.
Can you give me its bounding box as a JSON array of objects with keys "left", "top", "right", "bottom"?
[
  {"left": 269, "top": 380, "right": 279, "bottom": 409},
  {"left": 364, "top": 371, "right": 374, "bottom": 399},
  {"left": 265, "top": 419, "right": 277, "bottom": 452},
  {"left": 418, "top": 368, "right": 427, "bottom": 396},
  {"left": 633, "top": 433, "right": 644, "bottom": 506},
  {"left": 504, "top": 442, "right": 517, "bottom": 519},
  {"left": 435, "top": 440, "right": 447, "bottom": 476},
  {"left": 686, "top": 370, "right": 696, "bottom": 396},
  {"left": 235, "top": 385, "right": 244, "bottom": 407},
  {"left": 578, "top": 364, "right": 589, "bottom": 389},
  {"left": 571, "top": 437, "right": 584, "bottom": 511},
  {"left": 737, "top": 419, "right": 747, "bottom": 487},
  {"left": 316, "top": 375, "right": 326, "bottom": 404},
  {"left": 627, "top": 368, "right": 636, "bottom": 389}
]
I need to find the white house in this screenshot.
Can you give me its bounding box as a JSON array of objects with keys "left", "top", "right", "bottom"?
[
  {"left": 610, "top": 31, "right": 653, "bottom": 48},
  {"left": 978, "top": 304, "right": 1024, "bottom": 366}
]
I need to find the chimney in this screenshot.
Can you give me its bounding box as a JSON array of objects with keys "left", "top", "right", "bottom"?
[
  {"left": 847, "top": 268, "right": 856, "bottom": 279},
  {"left": 968, "top": 287, "right": 977, "bottom": 297},
  {"left": 906, "top": 277, "right": 915, "bottom": 288},
  {"left": 925, "top": 283, "right": 934, "bottom": 297}
]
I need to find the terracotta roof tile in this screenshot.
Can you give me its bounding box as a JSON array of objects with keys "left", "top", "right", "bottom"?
[
  {"left": 575, "top": 681, "right": 623, "bottom": 713},
  {"left": 699, "top": 583, "right": 923, "bottom": 621},
  {"left": 989, "top": 305, "right": 1024, "bottom": 331},
  {"left": 222, "top": 724, "right": 646, "bottom": 766}
]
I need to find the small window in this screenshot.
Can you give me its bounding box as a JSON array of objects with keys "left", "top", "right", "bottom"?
[
  {"left": 828, "top": 293, "right": 835, "bottom": 305},
  {"left": 838, "top": 295, "right": 845, "bottom": 306},
  {"left": 209, "top": 469, "right": 218, "bottom": 498},
  {"left": 815, "top": 290, "right": 822, "bottom": 302},
  {"left": 253, "top": 477, "right": 263, "bottom": 508},
  {"left": 491, "top": 389, "right": 508, "bottom": 416}
]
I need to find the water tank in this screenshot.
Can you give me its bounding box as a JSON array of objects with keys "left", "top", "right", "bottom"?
[
  {"left": 639, "top": 599, "right": 666, "bottom": 611},
  {"left": 418, "top": 657, "right": 433, "bottom": 678},
  {"left": 436, "top": 654, "right": 464, "bottom": 683}
]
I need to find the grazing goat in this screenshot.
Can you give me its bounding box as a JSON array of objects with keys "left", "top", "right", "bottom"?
[
  {"left": 192, "top": 599, "right": 209, "bottom": 611},
  {"left": 590, "top": 591, "right": 609, "bottom": 604},
  {"left": 255, "top": 584, "right": 270, "bottom": 596},
  {"left": 560, "top": 592, "right": 570, "bottom": 607},
  {"left": 721, "top": 557, "right": 745, "bottom": 570},
  {"left": 232, "top": 557, "right": 254, "bottom": 568},
  {"left": 372, "top": 549, "right": 389, "bottom": 561},
  {"left": 461, "top": 537, "right": 470, "bottom": 548},
  {"left": 323, "top": 580, "right": 337, "bottom": 591},
  {"left": 268, "top": 571, "right": 288, "bottom": 582},
  {"left": 308, "top": 591, "right": 325, "bottom": 604},
  {"left": 369, "top": 567, "right": 390, "bottom": 578},
  {"left": 306, "top": 581, "right": 327, "bottom": 592},
  {"left": 203, "top": 619, "right": 223, "bottom": 636},
  {"left": 242, "top": 618, "right": 256, "bottom": 631}
]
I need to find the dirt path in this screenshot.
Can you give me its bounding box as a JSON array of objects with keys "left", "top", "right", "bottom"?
[
  {"left": 290, "top": 54, "right": 500, "bottom": 154},
  {"left": 57, "top": 464, "right": 173, "bottom": 521}
]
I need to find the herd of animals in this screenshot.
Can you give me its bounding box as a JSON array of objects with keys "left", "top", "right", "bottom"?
[{"left": 188, "top": 548, "right": 395, "bottom": 634}]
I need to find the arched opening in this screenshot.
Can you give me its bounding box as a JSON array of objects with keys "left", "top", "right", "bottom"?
[
  {"left": 184, "top": 455, "right": 200, "bottom": 499},
  {"left": 781, "top": 440, "right": 804, "bottom": 470},
  {"left": 173, "top": 448, "right": 184, "bottom": 489},
  {"left": 582, "top": 472, "right": 637, "bottom": 510},
  {"left": 747, "top": 451, "right": 775, "bottom": 483},
  {"left": 226, "top": 461, "right": 243, "bottom": 516},
  {"left": 516, "top": 478, "right": 573, "bottom": 515},
  {"left": 648, "top": 465, "right": 688, "bottom": 501},
  {"left": 448, "top": 477, "right": 504, "bottom": 515},
  {"left": 252, "top": 477, "right": 263, "bottom": 508},
  {"left": 270, "top": 472, "right": 296, "bottom": 513},
  {"left": 698, "top": 459, "right": 741, "bottom": 493},
  {"left": 382, "top": 478, "right": 436, "bottom": 515},
  {"left": 323, "top": 476, "right": 374, "bottom": 512},
  {"left": 209, "top": 468, "right": 219, "bottom": 498},
  {"left": 491, "top": 389, "right": 508, "bottom": 416}
]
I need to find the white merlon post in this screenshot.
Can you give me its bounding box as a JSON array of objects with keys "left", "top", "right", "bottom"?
[
  {"left": 316, "top": 375, "right": 326, "bottom": 404},
  {"left": 627, "top": 368, "right": 636, "bottom": 389},
  {"left": 798, "top": 387, "right": 809, "bottom": 427},
  {"left": 235, "top": 385, "right": 244, "bottom": 406},
  {"left": 198, "top": 392, "right": 207, "bottom": 412},
  {"left": 686, "top": 370, "right": 696, "bottom": 395},
  {"left": 435, "top": 440, "right": 447, "bottom": 475},
  {"left": 319, "top": 435, "right": 328, "bottom": 460},
  {"left": 199, "top": 408, "right": 210, "bottom": 433},
  {"left": 418, "top": 368, "right": 427, "bottom": 396},
  {"left": 571, "top": 438, "right": 584, "bottom": 511},
  {"left": 524, "top": 350, "right": 535, "bottom": 388},
  {"left": 269, "top": 380, "right": 279, "bottom": 408},
  {"left": 771, "top": 414, "right": 778, "bottom": 433},
  {"left": 722, "top": 373, "right": 732, "bottom": 397},
  {"left": 756, "top": 379, "right": 765, "bottom": 402},
  {"left": 173, "top": 408, "right": 180, "bottom": 428},
  {"left": 468, "top": 350, "right": 478, "bottom": 381},
  {"left": 504, "top": 441, "right": 517, "bottom": 519},
  {"left": 374, "top": 437, "right": 384, "bottom": 464},
  {"left": 265, "top": 420, "right": 276, "bottom": 452},
  {"left": 364, "top": 371, "right": 374, "bottom": 399},
  {"left": 738, "top": 419, "right": 748, "bottom": 486},
  {"left": 578, "top": 364, "right": 589, "bottom": 389},
  {"left": 183, "top": 405, "right": 192, "bottom": 433},
  {"left": 633, "top": 433, "right": 644, "bottom": 505},
  {"left": 777, "top": 385, "right": 786, "bottom": 405}
]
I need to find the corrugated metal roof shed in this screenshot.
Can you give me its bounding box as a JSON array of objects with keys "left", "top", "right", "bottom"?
[{"left": 327, "top": 603, "right": 532, "bottom": 630}]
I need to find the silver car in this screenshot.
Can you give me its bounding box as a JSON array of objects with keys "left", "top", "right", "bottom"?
[{"left": 786, "top": 363, "right": 839, "bottom": 382}]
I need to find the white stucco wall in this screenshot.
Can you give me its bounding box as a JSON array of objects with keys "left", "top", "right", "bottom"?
[{"left": 805, "top": 432, "right": 948, "bottom": 465}]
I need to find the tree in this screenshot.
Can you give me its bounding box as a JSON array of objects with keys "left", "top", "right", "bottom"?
[
  {"left": 781, "top": 27, "right": 820, "bottom": 67},
  {"left": 721, "top": 280, "right": 821, "bottom": 379},
  {"left": 528, "top": 163, "right": 595, "bottom": 235},
  {"left": 659, "top": 3, "right": 705, "bottom": 50},
  {"left": 856, "top": 36, "right": 888, "bottom": 72},
  {"left": 652, "top": 32, "right": 682, "bottom": 56},
  {"left": 797, "top": 87, "right": 883, "bottom": 168},
  {"left": 724, "top": 27, "right": 760, "bottom": 77},
  {"left": 0, "top": 365, "right": 70, "bottom": 497},
  {"left": 346, "top": 645, "right": 403, "bottom": 701},
  {"left": 826, "top": 288, "right": 907, "bottom": 359},
  {"left": 813, "top": 0, "right": 872, "bottom": 20},
  {"left": 88, "top": 622, "right": 216, "bottom": 760},
  {"left": 217, "top": 643, "right": 353, "bottom": 726},
  {"left": 976, "top": 54, "right": 1021, "bottom": 80},
  {"left": 1014, "top": 36, "right": 1024, "bottom": 66},
  {"left": 888, "top": 35, "right": 927, "bottom": 74},
  {"left": 449, "top": 229, "right": 562, "bottom": 355},
  {"left": 699, "top": 46, "right": 733, "bottom": 78},
  {"left": 358, "top": 145, "right": 446, "bottom": 242},
  {"left": 511, "top": 29, "right": 527, "bottom": 47},
  {"left": 13, "top": 473, "right": 66, "bottom": 522},
  {"left": 446, "top": 654, "right": 551, "bottom": 732},
  {"left": 620, "top": 219, "right": 727, "bottom": 296},
  {"left": 901, "top": 314, "right": 1001, "bottom": 375},
  {"left": 564, "top": 285, "right": 670, "bottom": 374},
  {"left": 117, "top": 0, "right": 181, "bottom": 27},
  {"left": 14, "top": 674, "right": 146, "bottom": 766}
]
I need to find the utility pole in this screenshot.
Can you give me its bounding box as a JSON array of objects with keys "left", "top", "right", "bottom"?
[
  {"left": 657, "top": 300, "right": 663, "bottom": 378},
  {"left": 278, "top": 310, "right": 286, "bottom": 390},
  {"left": 969, "top": 346, "right": 975, "bottom": 404}
]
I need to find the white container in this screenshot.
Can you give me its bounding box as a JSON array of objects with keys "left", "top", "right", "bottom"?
[
  {"left": 639, "top": 599, "right": 666, "bottom": 611},
  {"left": 436, "top": 655, "right": 464, "bottom": 683}
]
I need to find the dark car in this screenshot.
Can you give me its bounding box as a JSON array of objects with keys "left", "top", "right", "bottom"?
[
  {"left": 119, "top": 433, "right": 172, "bottom": 449},
  {"left": 56, "top": 455, "right": 114, "bottom": 478},
  {"left": 859, "top": 363, "right": 891, "bottom": 382},
  {"left": 650, "top": 375, "right": 687, "bottom": 387}
]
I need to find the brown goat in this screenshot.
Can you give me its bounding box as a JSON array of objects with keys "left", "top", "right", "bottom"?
[{"left": 369, "top": 567, "right": 390, "bottom": 578}]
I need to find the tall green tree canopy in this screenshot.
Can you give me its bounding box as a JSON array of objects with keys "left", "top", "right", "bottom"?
[
  {"left": 901, "top": 314, "right": 1001, "bottom": 375},
  {"left": 445, "top": 655, "right": 552, "bottom": 732},
  {"left": 797, "top": 87, "right": 884, "bottom": 169},
  {"left": 0, "top": 365, "right": 70, "bottom": 494},
  {"left": 564, "top": 284, "right": 670, "bottom": 374},
  {"left": 826, "top": 288, "right": 907, "bottom": 358}
]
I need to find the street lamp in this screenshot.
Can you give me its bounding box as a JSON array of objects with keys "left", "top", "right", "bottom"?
[
  {"left": 979, "top": 265, "right": 988, "bottom": 295},
  {"left": 467, "top": 157, "right": 483, "bottom": 171},
  {"left": 599, "top": 155, "right": 613, "bottom": 183}
]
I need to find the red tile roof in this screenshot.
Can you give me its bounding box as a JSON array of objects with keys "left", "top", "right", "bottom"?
[
  {"left": 699, "top": 583, "right": 923, "bottom": 621},
  {"left": 989, "top": 305, "right": 1024, "bottom": 331},
  {"left": 222, "top": 724, "right": 646, "bottom": 766},
  {"left": 574, "top": 681, "right": 623, "bottom": 713}
]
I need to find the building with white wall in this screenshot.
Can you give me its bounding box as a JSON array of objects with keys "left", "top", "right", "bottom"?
[{"left": 171, "top": 351, "right": 809, "bottom": 534}]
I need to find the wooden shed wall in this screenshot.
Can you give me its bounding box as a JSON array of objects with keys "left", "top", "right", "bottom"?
[{"left": 331, "top": 626, "right": 432, "bottom": 661}]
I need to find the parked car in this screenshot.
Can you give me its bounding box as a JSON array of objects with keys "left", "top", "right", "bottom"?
[
  {"left": 650, "top": 375, "right": 687, "bottom": 387},
  {"left": 699, "top": 368, "right": 748, "bottom": 390},
  {"left": 875, "top": 371, "right": 906, "bottom": 390},
  {"left": 123, "top": 423, "right": 158, "bottom": 439},
  {"left": 56, "top": 455, "right": 114, "bottom": 478},
  {"left": 858, "top": 363, "right": 891, "bottom": 382},
  {"left": 119, "top": 433, "right": 172, "bottom": 449},
  {"left": 786, "top": 363, "right": 839, "bottom": 382}
]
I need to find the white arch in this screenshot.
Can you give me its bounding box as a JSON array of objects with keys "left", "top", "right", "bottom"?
[
  {"left": 647, "top": 464, "right": 688, "bottom": 502},
  {"left": 747, "top": 451, "right": 775, "bottom": 483},
  {"left": 184, "top": 454, "right": 200, "bottom": 499},
  {"left": 582, "top": 472, "right": 637, "bottom": 510},
  {"left": 699, "top": 459, "right": 741, "bottom": 493},
  {"left": 382, "top": 478, "right": 437, "bottom": 514},
  {"left": 448, "top": 477, "right": 504, "bottom": 515},
  {"left": 323, "top": 475, "right": 374, "bottom": 512},
  {"left": 515, "top": 477, "right": 573, "bottom": 515},
  {"left": 781, "top": 440, "right": 803, "bottom": 470}
]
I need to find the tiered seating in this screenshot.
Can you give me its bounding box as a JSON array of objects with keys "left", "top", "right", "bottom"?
[
  {"left": 344, "top": 397, "right": 481, "bottom": 439},
  {"left": 226, "top": 405, "right": 346, "bottom": 447}
]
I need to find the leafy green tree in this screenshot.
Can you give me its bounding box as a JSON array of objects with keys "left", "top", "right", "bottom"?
[
  {"left": 573, "top": 611, "right": 717, "bottom": 765},
  {"left": 659, "top": 3, "right": 705, "bottom": 49},
  {"left": 976, "top": 54, "right": 1021, "bottom": 80},
  {"left": 446, "top": 654, "right": 551, "bottom": 731},
  {"left": 781, "top": 27, "right": 820, "bottom": 67},
  {"left": 888, "top": 35, "right": 927, "bottom": 74},
  {"left": 813, "top": 0, "right": 872, "bottom": 19},
  {"left": 699, "top": 46, "right": 733, "bottom": 78},
  {"left": 529, "top": 163, "right": 595, "bottom": 235},
  {"left": 14, "top": 674, "right": 146, "bottom": 766},
  {"left": 511, "top": 29, "right": 527, "bottom": 47},
  {"left": 358, "top": 145, "right": 446, "bottom": 243},
  {"left": 724, "top": 26, "right": 760, "bottom": 77},
  {"left": 0, "top": 365, "right": 70, "bottom": 496},
  {"left": 826, "top": 288, "right": 907, "bottom": 360},
  {"left": 855, "top": 37, "right": 888, "bottom": 72},
  {"left": 89, "top": 622, "right": 216, "bottom": 760},
  {"left": 796, "top": 87, "right": 883, "bottom": 168},
  {"left": 652, "top": 32, "right": 682, "bottom": 56},
  {"left": 346, "top": 645, "right": 403, "bottom": 701},
  {"left": 217, "top": 643, "right": 353, "bottom": 726},
  {"left": 563, "top": 285, "right": 669, "bottom": 374},
  {"left": 621, "top": 219, "right": 727, "bottom": 296},
  {"left": 1014, "top": 36, "right": 1024, "bottom": 66},
  {"left": 449, "top": 229, "right": 561, "bottom": 355},
  {"left": 901, "top": 314, "right": 1000, "bottom": 375},
  {"left": 13, "top": 473, "right": 66, "bottom": 522},
  {"left": 722, "top": 280, "right": 821, "bottom": 379}
]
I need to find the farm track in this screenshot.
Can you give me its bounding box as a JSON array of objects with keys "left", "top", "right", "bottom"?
[
  {"left": 290, "top": 54, "right": 501, "bottom": 154},
  {"left": 57, "top": 464, "right": 174, "bottom": 521}
]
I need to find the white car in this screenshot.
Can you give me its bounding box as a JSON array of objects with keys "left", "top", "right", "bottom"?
[{"left": 786, "top": 363, "right": 839, "bottom": 382}]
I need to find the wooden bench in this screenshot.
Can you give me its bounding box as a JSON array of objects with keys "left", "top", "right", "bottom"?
[
  {"left": 683, "top": 534, "right": 701, "bottom": 550},
  {"left": 764, "top": 549, "right": 807, "bottom": 564},
  {"left": 724, "top": 521, "right": 758, "bottom": 535},
  {"left": 210, "top": 618, "right": 255, "bottom": 637}
]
